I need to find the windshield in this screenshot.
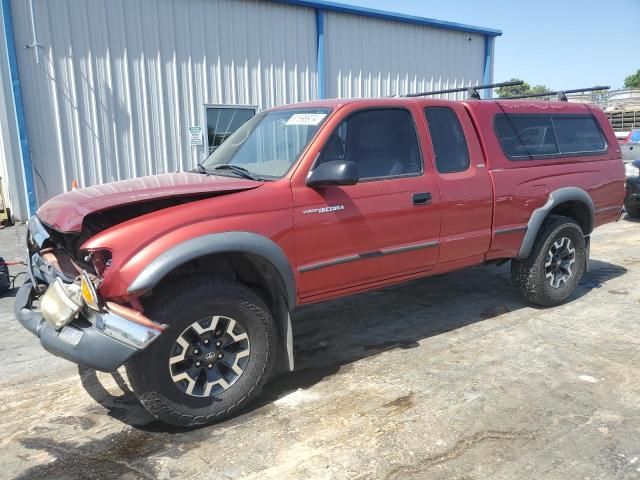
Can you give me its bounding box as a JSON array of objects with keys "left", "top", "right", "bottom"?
[{"left": 201, "top": 108, "right": 331, "bottom": 179}]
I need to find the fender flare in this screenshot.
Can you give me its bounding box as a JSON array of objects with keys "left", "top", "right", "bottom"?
[
  {"left": 517, "top": 187, "right": 595, "bottom": 259},
  {"left": 127, "top": 231, "right": 297, "bottom": 309}
]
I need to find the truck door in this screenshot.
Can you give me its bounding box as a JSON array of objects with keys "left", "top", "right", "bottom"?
[
  {"left": 423, "top": 105, "right": 493, "bottom": 264},
  {"left": 292, "top": 106, "right": 441, "bottom": 301}
]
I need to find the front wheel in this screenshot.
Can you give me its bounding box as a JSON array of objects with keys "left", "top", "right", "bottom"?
[
  {"left": 126, "top": 277, "right": 276, "bottom": 427},
  {"left": 511, "top": 216, "right": 587, "bottom": 307}
]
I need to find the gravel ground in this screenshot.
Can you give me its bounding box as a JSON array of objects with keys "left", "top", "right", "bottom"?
[{"left": 0, "top": 218, "right": 638, "bottom": 479}]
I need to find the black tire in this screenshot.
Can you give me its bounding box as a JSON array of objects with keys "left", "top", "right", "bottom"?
[
  {"left": 0, "top": 257, "right": 9, "bottom": 296},
  {"left": 624, "top": 197, "right": 640, "bottom": 218},
  {"left": 126, "top": 277, "right": 276, "bottom": 427},
  {"left": 511, "top": 215, "right": 586, "bottom": 307}
]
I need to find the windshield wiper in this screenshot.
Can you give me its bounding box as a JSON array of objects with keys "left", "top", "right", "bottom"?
[
  {"left": 211, "top": 164, "right": 262, "bottom": 181},
  {"left": 196, "top": 162, "right": 209, "bottom": 174}
]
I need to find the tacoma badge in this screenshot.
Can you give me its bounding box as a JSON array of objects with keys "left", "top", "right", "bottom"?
[{"left": 303, "top": 205, "right": 345, "bottom": 215}]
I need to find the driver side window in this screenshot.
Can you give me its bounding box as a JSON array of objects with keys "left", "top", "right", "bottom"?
[{"left": 316, "top": 109, "right": 422, "bottom": 180}]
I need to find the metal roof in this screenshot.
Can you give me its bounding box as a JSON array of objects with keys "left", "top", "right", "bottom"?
[{"left": 270, "top": 0, "right": 502, "bottom": 37}]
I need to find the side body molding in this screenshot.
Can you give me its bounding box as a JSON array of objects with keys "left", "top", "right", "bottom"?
[
  {"left": 517, "top": 187, "right": 595, "bottom": 259},
  {"left": 127, "top": 232, "right": 297, "bottom": 308}
]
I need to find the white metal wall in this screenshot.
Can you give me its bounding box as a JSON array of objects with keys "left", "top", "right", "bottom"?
[
  {"left": 3, "top": 0, "right": 494, "bottom": 218},
  {"left": 325, "top": 11, "right": 486, "bottom": 99},
  {"left": 0, "top": 7, "right": 27, "bottom": 220},
  {"left": 10, "top": 0, "right": 317, "bottom": 204}
]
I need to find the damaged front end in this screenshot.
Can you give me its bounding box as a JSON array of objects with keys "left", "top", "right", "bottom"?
[{"left": 15, "top": 216, "right": 164, "bottom": 372}]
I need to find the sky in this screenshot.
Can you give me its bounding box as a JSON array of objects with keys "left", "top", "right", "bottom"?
[{"left": 337, "top": 0, "right": 640, "bottom": 91}]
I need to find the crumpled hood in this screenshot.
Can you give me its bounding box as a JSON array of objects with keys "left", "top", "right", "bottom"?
[{"left": 37, "top": 172, "right": 262, "bottom": 232}]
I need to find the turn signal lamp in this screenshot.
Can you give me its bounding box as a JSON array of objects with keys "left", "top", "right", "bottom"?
[{"left": 80, "top": 271, "right": 100, "bottom": 311}]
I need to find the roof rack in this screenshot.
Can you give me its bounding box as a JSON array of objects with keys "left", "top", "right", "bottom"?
[
  {"left": 504, "top": 86, "right": 610, "bottom": 101},
  {"left": 403, "top": 80, "right": 524, "bottom": 100}
]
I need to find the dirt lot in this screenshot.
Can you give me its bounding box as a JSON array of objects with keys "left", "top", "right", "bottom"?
[{"left": 0, "top": 219, "right": 639, "bottom": 479}]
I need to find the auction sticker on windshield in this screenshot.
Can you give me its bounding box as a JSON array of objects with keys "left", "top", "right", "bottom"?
[{"left": 286, "top": 113, "right": 327, "bottom": 126}]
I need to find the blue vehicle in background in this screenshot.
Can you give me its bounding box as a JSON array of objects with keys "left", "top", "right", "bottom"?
[
  {"left": 621, "top": 128, "right": 640, "bottom": 161},
  {"left": 626, "top": 129, "right": 640, "bottom": 143}
]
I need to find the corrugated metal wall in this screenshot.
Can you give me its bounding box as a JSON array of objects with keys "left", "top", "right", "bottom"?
[
  {"left": 0, "top": 2, "right": 27, "bottom": 220},
  {"left": 324, "top": 11, "right": 486, "bottom": 99},
  {"left": 4, "top": 0, "right": 493, "bottom": 215},
  {"left": 10, "top": 0, "right": 317, "bottom": 203},
  {"left": 0, "top": 13, "right": 14, "bottom": 217}
]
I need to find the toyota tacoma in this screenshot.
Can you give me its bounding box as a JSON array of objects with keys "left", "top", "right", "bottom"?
[{"left": 15, "top": 96, "right": 625, "bottom": 426}]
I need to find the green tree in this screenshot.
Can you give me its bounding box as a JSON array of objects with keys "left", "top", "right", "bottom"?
[
  {"left": 496, "top": 78, "right": 550, "bottom": 98},
  {"left": 530, "top": 85, "right": 549, "bottom": 94},
  {"left": 624, "top": 70, "right": 640, "bottom": 89},
  {"left": 496, "top": 78, "right": 531, "bottom": 97}
]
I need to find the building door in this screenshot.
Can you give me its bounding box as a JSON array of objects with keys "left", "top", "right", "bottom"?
[
  {"left": 205, "top": 105, "right": 257, "bottom": 155},
  {"left": 293, "top": 107, "right": 441, "bottom": 301}
]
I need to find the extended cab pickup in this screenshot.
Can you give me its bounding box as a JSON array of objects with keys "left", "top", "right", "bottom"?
[{"left": 15, "top": 97, "right": 625, "bottom": 426}]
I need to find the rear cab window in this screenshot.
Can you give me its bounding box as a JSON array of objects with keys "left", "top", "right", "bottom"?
[
  {"left": 424, "top": 107, "right": 471, "bottom": 173},
  {"left": 494, "top": 114, "right": 607, "bottom": 160}
]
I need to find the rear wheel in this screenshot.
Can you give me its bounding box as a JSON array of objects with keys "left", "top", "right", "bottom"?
[
  {"left": 511, "top": 216, "right": 586, "bottom": 306},
  {"left": 126, "top": 277, "right": 276, "bottom": 427}
]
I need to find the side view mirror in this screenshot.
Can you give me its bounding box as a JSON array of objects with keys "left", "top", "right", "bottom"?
[{"left": 306, "top": 160, "right": 359, "bottom": 188}]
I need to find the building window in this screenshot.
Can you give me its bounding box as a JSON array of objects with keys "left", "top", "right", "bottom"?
[
  {"left": 424, "top": 107, "right": 470, "bottom": 173},
  {"left": 206, "top": 105, "right": 256, "bottom": 154}
]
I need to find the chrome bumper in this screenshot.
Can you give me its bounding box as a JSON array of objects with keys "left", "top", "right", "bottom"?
[
  {"left": 18, "top": 216, "right": 163, "bottom": 371},
  {"left": 15, "top": 283, "right": 161, "bottom": 372}
]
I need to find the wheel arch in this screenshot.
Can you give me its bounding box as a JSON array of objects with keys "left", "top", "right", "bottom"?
[
  {"left": 517, "top": 187, "right": 594, "bottom": 259},
  {"left": 127, "top": 232, "right": 297, "bottom": 310}
]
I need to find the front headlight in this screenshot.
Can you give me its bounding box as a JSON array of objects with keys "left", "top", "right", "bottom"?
[
  {"left": 40, "top": 278, "right": 83, "bottom": 329},
  {"left": 625, "top": 162, "right": 640, "bottom": 178}
]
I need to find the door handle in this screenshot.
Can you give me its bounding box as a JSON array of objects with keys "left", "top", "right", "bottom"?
[{"left": 412, "top": 192, "right": 432, "bottom": 205}]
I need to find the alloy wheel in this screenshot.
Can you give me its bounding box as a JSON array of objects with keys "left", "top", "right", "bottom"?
[
  {"left": 544, "top": 237, "right": 576, "bottom": 288},
  {"left": 168, "top": 316, "right": 251, "bottom": 397}
]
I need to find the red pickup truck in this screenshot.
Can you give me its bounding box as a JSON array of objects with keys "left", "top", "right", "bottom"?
[{"left": 16, "top": 97, "right": 624, "bottom": 426}]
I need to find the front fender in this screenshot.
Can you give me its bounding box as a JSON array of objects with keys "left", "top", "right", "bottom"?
[{"left": 127, "top": 231, "right": 297, "bottom": 309}]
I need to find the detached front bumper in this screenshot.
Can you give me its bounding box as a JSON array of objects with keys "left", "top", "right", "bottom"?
[{"left": 15, "top": 281, "right": 160, "bottom": 372}]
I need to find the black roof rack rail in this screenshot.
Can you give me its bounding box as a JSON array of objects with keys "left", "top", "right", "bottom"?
[
  {"left": 503, "top": 85, "right": 610, "bottom": 101},
  {"left": 402, "top": 80, "right": 524, "bottom": 100}
]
